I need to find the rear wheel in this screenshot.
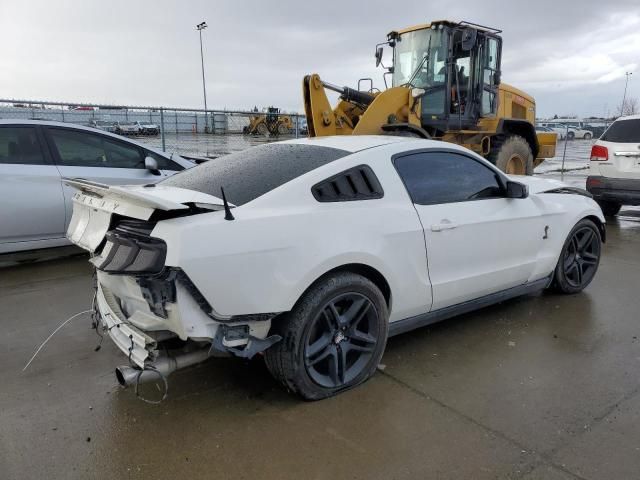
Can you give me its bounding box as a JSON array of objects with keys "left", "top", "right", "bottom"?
[
  {"left": 277, "top": 123, "right": 288, "bottom": 135},
  {"left": 265, "top": 272, "right": 388, "bottom": 400},
  {"left": 489, "top": 134, "right": 534, "bottom": 175},
  {"left": 597, "top": 200, "right": 621, "bottom": 217},
  {"left": 584, "top": 132, "right": 593, "bottom": 140},
  {"left": 567, "top": 131, "right": 575, "bottom": 140},
  {"left": 551, "top": 219, "right": 602, "bottom": 294}
]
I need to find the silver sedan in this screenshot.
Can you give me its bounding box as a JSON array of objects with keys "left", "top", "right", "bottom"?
[{"left": 0, "top": 120, "right": 195, "bottom": 254}]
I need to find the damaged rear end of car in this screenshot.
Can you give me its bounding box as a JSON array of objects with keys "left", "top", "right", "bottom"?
[{"left": 65, "top": 178, "right": 282, "bottom": 389}]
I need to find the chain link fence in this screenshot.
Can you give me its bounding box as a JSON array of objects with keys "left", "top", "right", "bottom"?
[{"left": 0, "top": 99, "right": 307, "bottom": 159}]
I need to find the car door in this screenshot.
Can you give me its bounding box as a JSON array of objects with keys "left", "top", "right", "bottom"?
[
  {"left": 0, "top": 125, "right": 66, "bottom": 250},
  {"left": 394, "top": 150, "right": 545, "bottom": 311},
  {"left": 43, "top": 126, "right": 168, "bottom": 230}
]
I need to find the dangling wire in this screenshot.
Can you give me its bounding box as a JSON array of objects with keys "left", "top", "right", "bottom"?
[{"left": 22, "top": 309, "right": 94, "bottom": 372}]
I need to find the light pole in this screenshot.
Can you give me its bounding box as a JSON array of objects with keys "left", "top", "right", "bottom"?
[
  {"left": 196, "top": 21, "right": 209, "bottom": 133},
  {"left": 621, "top": 71, "right": 632, "bottom": 116}
]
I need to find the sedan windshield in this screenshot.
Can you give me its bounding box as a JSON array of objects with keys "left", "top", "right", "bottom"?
[{"left": 161, "top": 143, "right": 349, "bottom": 205}]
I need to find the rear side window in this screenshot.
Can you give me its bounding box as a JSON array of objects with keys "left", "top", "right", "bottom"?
[
  {"left": 162, "top": 143, "right": 350, "bottom": 205},
  {"left": 0, "top": 126, "right": 46, "bottom": 165},
  {"left": 601, "top": 119, "right": 640, "bottom": 143},
  {"left": 48, "top": 128, "right": 144, "bottom": 168},
  {"left": 312, "top": 165, "right": 383, "bottom": 202},
  {"left": 394, "top": 151, "right": 503, "bottom": 205}
]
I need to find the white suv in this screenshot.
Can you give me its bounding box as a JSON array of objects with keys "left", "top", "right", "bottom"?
[{"left": 587, "top": 115, "right": 640, "bottom": 216}]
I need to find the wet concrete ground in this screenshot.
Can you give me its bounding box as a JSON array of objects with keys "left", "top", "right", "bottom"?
[{"left": 1, "top": 204, "right": 639, "bottom": 480}]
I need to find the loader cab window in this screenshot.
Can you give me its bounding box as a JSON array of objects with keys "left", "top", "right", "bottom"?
[
  {"left": 392, "top": 27, "right": 449, "bottom": 116},
  {"left": 450, "top": 31, "right": 473, "bottom": 115},
  {"left": 481, "top": 37, "right": 500, "bottom": 116}
]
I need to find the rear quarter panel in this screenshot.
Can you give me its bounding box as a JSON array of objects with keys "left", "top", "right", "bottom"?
[{"left": 151, "top": 147, "right": 432, "bottom": 322}]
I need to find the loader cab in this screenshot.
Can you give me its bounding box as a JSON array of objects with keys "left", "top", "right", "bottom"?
[{"left": 389, "top": 21, "right": 502, "bottom": 136}]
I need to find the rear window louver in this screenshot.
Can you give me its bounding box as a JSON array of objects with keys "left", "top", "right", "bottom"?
[{"left": 312, "top": 165, "right": 384, "bottom": 202}]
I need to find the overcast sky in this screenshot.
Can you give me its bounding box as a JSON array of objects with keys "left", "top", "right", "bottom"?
[{"left": 1, "top": 0, "right": 638, "bottom": 118}]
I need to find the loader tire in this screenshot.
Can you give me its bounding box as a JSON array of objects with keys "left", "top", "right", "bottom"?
[
  {"left": 256, "top": 123, "right": 269, "bottom": 136},
  {"left": 488, "top": 134, "right": 534, "bottom": 175}
]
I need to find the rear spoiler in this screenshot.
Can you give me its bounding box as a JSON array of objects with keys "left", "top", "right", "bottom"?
[{"left": 63, "top": 178, "right": 229, "bottom": 212}]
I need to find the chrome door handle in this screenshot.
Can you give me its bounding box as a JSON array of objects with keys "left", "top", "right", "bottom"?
[{"left": 431, "top": 220, "right": 458, "bottom": 232}]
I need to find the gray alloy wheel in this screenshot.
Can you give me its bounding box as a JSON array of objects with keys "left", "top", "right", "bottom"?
[
  {"left": 265, "top": 272, "right": 388, "bottom": 400},
  {"left": 552, "top": 219, "right": 601, "bottom": 294}
]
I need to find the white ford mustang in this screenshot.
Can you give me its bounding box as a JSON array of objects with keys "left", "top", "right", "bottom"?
[{"left": 66, "top": 136, "right": 605, "bottom": 399}]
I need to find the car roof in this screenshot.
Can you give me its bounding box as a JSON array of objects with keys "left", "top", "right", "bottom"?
[
  {"left": 614, "top": 114, "right": 640, "bottom": 121},
  {"left": 0, "top": 119, "right": 171, "bottom": 157},
  {"left": 283, "top": 135, "right": 480, "bottom": 158},
  {"left": 282, "top": 135, "right": 413, "bottom": 153}
]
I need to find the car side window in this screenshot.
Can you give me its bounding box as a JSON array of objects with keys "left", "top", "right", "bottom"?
[
  {"left": 394, "top": 151, "right": 504, "bottom": 205},
  {"left": 145, "top": 151, "right": 184, "bottom": 171},
  {"left": 48, "top": 128, "right": 144, "bottom": 168},
  {"left": 0, "top": 126, "right": 47, "bottom": 165}
]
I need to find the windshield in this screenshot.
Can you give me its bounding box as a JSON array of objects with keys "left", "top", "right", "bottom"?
[{"left": 392, "top": 28, "right": 447, "bottom": 88}]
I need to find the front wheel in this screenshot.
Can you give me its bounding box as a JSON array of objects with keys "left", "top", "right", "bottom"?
[
  {"left": 584, "top": 132, "right": 593, "bottom": 140},
  {"left": 551, "top": 219, "right": 602, "bottom": 294},
  {"left": 265, "top": 272, "right": 388, "bottom": 400}
]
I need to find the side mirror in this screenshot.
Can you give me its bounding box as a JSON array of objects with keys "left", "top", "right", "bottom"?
[
  {"left": 144, "top": 156, "right": 161, "bottom": 175},
  {"left": 375, "top": 46, "right": 384, "bottom": 67},
  {"left": 505, "top": 181, "right": 528, "bottom": 199}
]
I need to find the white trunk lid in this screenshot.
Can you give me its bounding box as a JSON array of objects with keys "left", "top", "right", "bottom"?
[{"left": 64, "top": 178, "right": 226, "bottom": 252}]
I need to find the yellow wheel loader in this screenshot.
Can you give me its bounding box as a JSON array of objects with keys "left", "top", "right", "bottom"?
[
  {"left": 303, "top": 20, "right": 557, "bottom": 174},
  {"left": 243, "top": 107, "right": 294, "bottom": 136}
]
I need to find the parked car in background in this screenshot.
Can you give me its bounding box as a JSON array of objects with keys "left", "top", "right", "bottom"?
[
  {"left": 0, "top": 120, "right": 195, "bottom": 254},
  {"left": 587, "top": 114, "right": 640, "bottom": 216},
  {"left": 65, "top": 136, "right": 605, "bottom": 399},
  {"left": 583, "top": 124, "right": 608, "bottom": 138},
  {"left": 567, "top": 126, "right": 593, "bottom": 140},
  {"left": 89, "top": 120, "right": 117, "bottom": 133},
  {"left": 535, "top": 125, "right": 561, "bottom": 141},
  {"left": 136, "top": 120, "right": 160, "bottom": 135},
  {"left": 538, "top": 124, "right": 566, "bottom": 139},
  {"left": 542, "top": 124, "right": 592, "bottom": 140},
  {"left": 114, "top": 121, "right": 142, "bottom": 136}
]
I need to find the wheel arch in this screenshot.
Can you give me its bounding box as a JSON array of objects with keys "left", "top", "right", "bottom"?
[
  {"left": 295, "top": 262, "right": 392, "bottom": 310},
  {"left": 583, "top": 214, "right": 606, "bottom": 243},
  {"left": 496, "top": 119, "right": 539, "bottom": 158}
]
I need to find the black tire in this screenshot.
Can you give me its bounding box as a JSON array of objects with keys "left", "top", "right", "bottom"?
[
  {"left": 265, "top": 272, "right": 388, "bottom": 400},
  {"left": 584, "top": 132, "right": 592, "bottom": 140},
  {"left": 597, "top": 200, "right": 621, "bottom": 217},
  {"left": 488, "top": 134, "right": 534, "bottom": 175},
  {"left": 567, "top": 131, "right": 575, "bottom": 140},
  {"left": 551, "top": 219, "right": 602, "bottom": 294}
]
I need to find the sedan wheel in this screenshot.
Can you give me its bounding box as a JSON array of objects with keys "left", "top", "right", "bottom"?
[
  {"left": 552, "top": 219, "right": 601, "bottom": 293},
  {"left": 265, "top": 272, "right": 388, "bottom": 400}
]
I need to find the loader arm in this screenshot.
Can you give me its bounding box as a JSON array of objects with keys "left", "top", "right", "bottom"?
[{"left": 303, "top": 73, "right": 423, "bottom": 137}]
